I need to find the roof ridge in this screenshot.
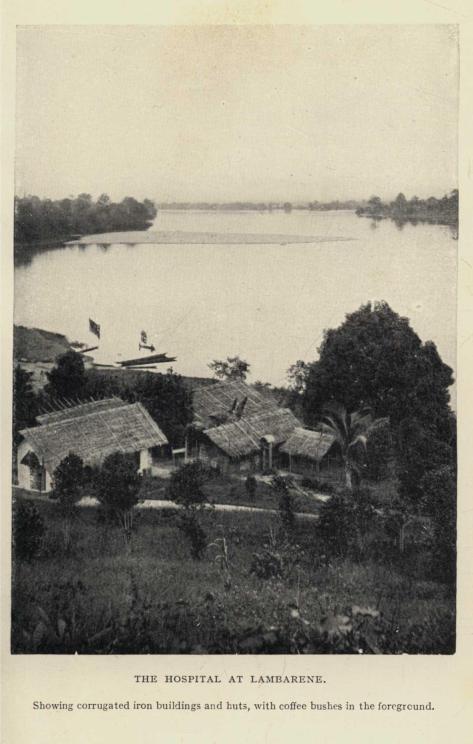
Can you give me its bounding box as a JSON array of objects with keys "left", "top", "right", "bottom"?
[
  {"left": 36, "top": 396, "right": 124, "bottom": 421},
  {"left": 193, "top": 379, "right": 249, "bottom": 394},
  {"left": 203, "top": 406, "right": 296, "bottom": 434},
  {"left": 20, "top": 399, "right": 140, "bottom": 435}
]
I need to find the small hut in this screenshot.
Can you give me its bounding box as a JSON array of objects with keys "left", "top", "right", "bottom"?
[
  {"left": 17, "top": 398, "right": 169, "bottom": 493},
  {"left": 280, "top": 428, "right": 337, "bottom": 478},
  {"left": 194, "top": 407, "right": 301, "bottom": 474}
]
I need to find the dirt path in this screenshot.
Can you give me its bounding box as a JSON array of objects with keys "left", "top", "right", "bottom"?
[{"left": 78, "top": 496, "right": 319, "bottom": 520}]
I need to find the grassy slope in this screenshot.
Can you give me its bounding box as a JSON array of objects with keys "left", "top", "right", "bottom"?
[
  {"left": 13, "top": 325, "right": 71, "bottom": 362},
  {"left": 12, "top": 497, "right": 455, "bottom": 655}
]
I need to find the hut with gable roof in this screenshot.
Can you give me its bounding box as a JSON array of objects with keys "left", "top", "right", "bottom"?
[
  {"left": 17, "top": 397, "right": 169, "bottom": 493},
  {"left": 187, "top": 380, "right": 301, "bottom": 473},
  {"left": 280, "top": 427, "right": 339, "bottom": 478}
]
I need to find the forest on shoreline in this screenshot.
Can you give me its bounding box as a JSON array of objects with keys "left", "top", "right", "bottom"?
[
  {"left": 14, "top": 194, "right": 157, "bottom": 246},
  {"left": 356, "top": 190, "right": 458, "bottom": 227}
]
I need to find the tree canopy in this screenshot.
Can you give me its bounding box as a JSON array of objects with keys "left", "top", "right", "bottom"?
[
  {"left": 303, "top": 302, "right": 453, "bottom": 440},
  {"left": 356, "top": 190, "right": 458, "bottom": 227},
  {"left": 46, "top": 350, "right": 87, "bottom": 401},
  {"left": 14, "top": 194, "right": 157, "bottom": 245},
  {"left": 302, "top": 302, "right": 455, "bottom": 502},
  {"left": 208, "top": 355, "right": 250, "bottom": 381},
  {"left": 286, "top": 360, "right": 310, "bottom": 393},
  {"left": 13, "top": 366, "right": 38, "bottom": 445}
]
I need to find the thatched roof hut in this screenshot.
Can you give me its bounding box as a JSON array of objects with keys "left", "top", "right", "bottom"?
[
  {"left": 19, "top": 399, "right": 168, "bottom": 475},
  {"left": 192, "top": 380, "right": 278, "bottom": 427},
  {"left": 203, "top": 408, "right": 300, "bottom": 459},
  {"left": 280, "top": 427, "right": 335, "bottom": 462}
]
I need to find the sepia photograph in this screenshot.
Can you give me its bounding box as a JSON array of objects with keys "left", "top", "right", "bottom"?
[{"left": 11, "top": 24, "right": 458, "bottom": 655}]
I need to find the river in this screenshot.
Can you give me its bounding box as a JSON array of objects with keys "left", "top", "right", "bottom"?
[{"left": 14, "top": 209, "right": 457, "bottom": 393}]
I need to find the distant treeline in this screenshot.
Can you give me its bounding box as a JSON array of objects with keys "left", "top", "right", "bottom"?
[
  {"left": 14, "top": 194, "right": 157, "bottom": 246},
  {"left": 158, "top": 200, "right": 365, "bottom": 212},
  {"left": 356, "top": 191, "right": 458, "bottom": 227},
  {"left": 307, "top": 199, "right": 364, "bottom": 211}
]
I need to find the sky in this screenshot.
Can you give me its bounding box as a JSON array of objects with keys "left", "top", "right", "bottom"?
[{"left": 15, "top": 25, "right": 458, "bottom": 203}]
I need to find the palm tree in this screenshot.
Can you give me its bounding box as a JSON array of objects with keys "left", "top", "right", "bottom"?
[{"left": 319, "top": 402, "right": 388, "bottom": 490}]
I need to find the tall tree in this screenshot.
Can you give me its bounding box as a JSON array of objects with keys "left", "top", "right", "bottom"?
[
  {"left": 286, "top": 360, "right": 309, "bottom": 393},
  {"left": 393, "top": 192, "right": 407, "bottom": 212},
  {"left": 302, "top": 302, "right": 453, "bottom": 438}
]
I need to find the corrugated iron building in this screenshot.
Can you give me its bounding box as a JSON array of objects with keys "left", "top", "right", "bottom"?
[{"left": 17, "top": 397, "right": 168, "bottom": 493}]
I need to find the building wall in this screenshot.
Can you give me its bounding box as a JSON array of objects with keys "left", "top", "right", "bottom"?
[
  {"left": 17, "top": 440, "right": 31, "bottom": 490},
  {"left": 139, "top": 448, "right": 152, "bottom": 473},
  {"left": 17, "top": 440, "right": 153, "bottom": 492},
  {"left": 44, "top": 469, "right": 52, "bottom": 491},
  {"left": 17, "top": 440, "right": 53, "bottom": 492},
  {"left": 197, "top": 441, "right": 261, "bottom": 474}
]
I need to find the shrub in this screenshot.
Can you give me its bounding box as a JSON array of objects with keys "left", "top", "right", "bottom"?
[
  {"left": 300, "top": 476, "right": 335, "bottom": 495},
  {"left": 168, "top": 462, "right": 213, "bottom": 559},
  {"left": 13, "top": 499, "right": 45, "bottom": 561},
  {"left": 176, "top": 509, "right": 208, "bottom": 560},
  {"left": 272, "top": 475, "right": 296, "bottom": 534},
  {"left": 250, "top": 548, "right": 284, "bottom": 579},
  {"left": 95, "top": 452, "right": 142, "bottom": 542},
  {"left": 245, "top": 474, "right": 257, "bottom": 502},
  {"left": 53, "top": 453, "right": 86, "bottom": 552},
  {"left": 167, "top": 461, "right": 211, "bottom": 507},
  {"left": 53, "top": 453, "right": 85, "bottom": 508},
  {"left": 317, "top": 487, "right": 377, "bottom": 561},
  {"left": 249, "top": 529, "right": 301, "bottom": 580}
]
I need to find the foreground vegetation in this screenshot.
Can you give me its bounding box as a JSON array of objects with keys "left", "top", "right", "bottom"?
[{"left": 12, "top": 492, "right": 455, "bottom": 655}]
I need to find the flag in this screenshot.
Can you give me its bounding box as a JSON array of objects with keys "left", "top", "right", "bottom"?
[
  {"left": 141, "top": 330, "right": 148, "bottom": 345},
  {"left": 89, "top": 318, "right": 101, "bottom": 338}
]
